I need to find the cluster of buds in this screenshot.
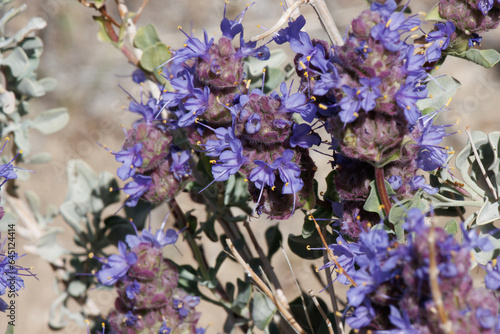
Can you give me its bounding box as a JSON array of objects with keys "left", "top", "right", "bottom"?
[
  {"left": 93, "top": 224, "right": 204, "bottom": 334},
  {"left": 274, "top": 0, "right": 457, "bottom": 237}
]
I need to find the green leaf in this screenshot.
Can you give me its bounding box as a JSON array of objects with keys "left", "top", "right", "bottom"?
[
  {"left": 425, "top": 4, "right": 447, "bottom": 22},
  {"left": 67, "top": 280, "right": 86, "bottom": 298},
  {"left": 252, "top": 291, "right": 277, "bottom": 330},
  {"left": 31, "top": 108, "right": 69, "bottom": 134},
  {"left": 25, "top": 151, "right": 52, "bottom": 164},
  {"left": 290, "top": 294, "right": 331, "bottom": 333},
  {"left": 448, "top": 49, "right": 500, "bottom": 68},
  {"left": 476, "top": 198, "right": 500, "bottom": 225},
  {"left": 363, "top": 180, "right": 396, "bottom": 216},
  {"left": 134, "top": 24, "right": 161, "bottom": 50},
  {"left": 416, "top": 75, "right": 461, "bottom": 113},
  {"left": 265, "top": 225, "right": 282, "bottom": 260},
  {"left": 93, "top": 16, "right": 113, "bottom": 44},
  {"left": 233, "top": 279, "right": 251, "bottom": 313},
  {"left": 140, "top": 42, "right": 170, "bottom": 72},
  {"left": 5, "top": 325, "right": 14, "bottom": 334},
  {"left": 201, "top": 213, "right": 218, "bottom": 242},
  {"left": 104, "top": 216, "right": 134, "bottom": 246},
  {"left": 444, "top": 219, "right": 458, "bottom": 235},
  {"left": 34, "top": 228, "right": 68, "bottom": 263},
  {"left": 0, "top": 47, "right": 29, "bottom": 77}
]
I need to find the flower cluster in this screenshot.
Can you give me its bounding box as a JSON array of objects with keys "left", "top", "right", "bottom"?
[
  {"left": 318, "top": 209, "right": 500, "bottom": 332},
  {"left": 93, "top": 223, "right": 204, "bottom": 334},
  {"left": 116, "top": 5, "right": 321, "bottom": 218},
  {"left": 275, "top": 0, "right": 456, "bottom": 237}
]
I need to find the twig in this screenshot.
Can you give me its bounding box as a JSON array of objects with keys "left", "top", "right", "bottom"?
[
  {"left": 133, "top": 0, "right": 150, "bottom": 24},
  {"left": 243, "top": 221, "right": 289, "bottom": 308},
  {"left": 308, "top": 0, "right": 344, "bottom": 46},
  {"left": 308, "top": 290, "right": 334, "bottom": 334},
  {"left": 428, "top": 220, "right": 454, "bottom": 334},
  {"left": 465, "top": 127, "right": 498, "bottom": 201},
  {"left": 251, "top": 0, "right": 305, "bottom": 42},
  {"left": 308, "top": 212, "right": 357, "bottom": 286},
  {"left": 251, "top": 0, "right": 344, "bottom": 46},
  {"left": 75, "top": 0, "right": 121, "bottom": 27},
  {"left": 226, "top": 239, "right": 305, "bottom": 334},
  {"left": 280, "top": 245, "right": 314, "bottom": 332},
  {"left": 283, "top": 0, "right": 302, "bottom": 21}
]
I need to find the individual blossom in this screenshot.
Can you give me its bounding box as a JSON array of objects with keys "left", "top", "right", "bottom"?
[{"left": 95, "top": 241, "right": 137, "bottom": 286}]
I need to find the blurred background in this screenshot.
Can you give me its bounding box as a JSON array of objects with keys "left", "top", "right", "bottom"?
[{"left": 2, "top": 0, "right": 500, "bottom": 332}]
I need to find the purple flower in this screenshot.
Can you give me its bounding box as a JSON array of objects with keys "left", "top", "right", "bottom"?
[
  {"left": 245, "top": 113, "right": 261, "bottom": 134},
  {"left": 123, "top": 311, "right": 138, "bottom": 327},
  {"left": 485, "top": 257, "right": 500, "bottom": 290},
  {"left": 170, "top": 150, "right": 191, "bottom": 180},
  {"left": 96, "top": 241, "right": 137, "bottom": 286},
  {"left": 476, "top": 307, "right": 496, "bottom": 329},
  {"left": 395, "top": 83, "right": 427, "bottom": 125},
  {"left": 159, "top": 322, "right": 172, "bottom": 334},
  {"left": 211, "top": 139, "right": 248, "bottom": 182},
  {"left": 236, "top": 36, "right": 270, "bottom": 60},
  {"left": 358, "top": 77, "right": 382, "bottom": 112},
  {"left": 131, "top": 69, "right": 146, "bottom": 84},
  {"left": 460, "top": 224, "right": 493, "bottom": 252},
  {"left": 129, "top": 97, "right": 158, "bottom": 125},
  {"left": 275, "top": 150, "right": 303, "bottom": 194},
  {"left": 273, "top": 15, "right": 305, "bottom": 45},
  {"left": 173, "top": 295, "right": 200, "bottom": 318},
  {"left": 416, "top": 147, "right": 447, "bottom": 171},
  {"left": 115, "top": 143, "right": 143, "bottom": 180},
  {"left": 275, "top": 82, "right": 317, "bottom": 122},
  {"left": 370, "top": 0, "right": 397, "bottom": 19},
  {"left": 338, "top": 86, "right": 362, "bottom": 123},
  {"left": 388, "top": 175, "right": 402, "bottom": 191},
  {"left": 249, "top": 160, "right": 277, "bottom": 190},
  {"left": 204, "top": 126, "right": 236, "bottom": 157},
  {"left": 409, "top": 175, "right": 438, "bottom": 195},
  {"left": 220, "top": 2, "right": 247, "bottom": 39},
  {"left": 179, "top": 86, "right": 210, "bottom": 127},
  {"left": 469, "top": 33, "right": 482, "bottom": 47},
  {"left": 123, "top": 174, "right": 153, "bottom": 207},
  {"left": 346, "top": 302, "right": 375, "bottom": 328},
  {"left": 290, "top": 123, "right": 321, "bottom": 148},
  {"left": 125, "top": 280, "right": 141, "bottom": 300},
  {"left": 387, "top": 305, "right": 420, "bottom": 333},
  {"left": 478, "top": 0, "right": 495, "bottom": 15},
  {"left": 173, "top": 30, "right": 213, "bottom": 64},
  {"left": 313, "top": 64, "right": 340, "bottom": 96}
]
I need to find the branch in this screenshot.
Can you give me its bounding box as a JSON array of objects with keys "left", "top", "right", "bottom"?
[{"left": 226, "top": 239, "right": 305, "bottom": 334}]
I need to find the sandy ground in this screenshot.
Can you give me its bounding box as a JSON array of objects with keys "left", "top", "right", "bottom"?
[{"left": 0, "top": 0, "right": 499, "bottom": 333}]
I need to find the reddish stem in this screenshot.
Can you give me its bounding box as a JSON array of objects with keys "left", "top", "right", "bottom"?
[{"left": 375, "top": 167, "right": 391, "bottom": 216}]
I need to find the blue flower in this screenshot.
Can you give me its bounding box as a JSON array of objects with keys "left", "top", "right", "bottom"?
[
  {"left": 395, "top": 83, "right": 427, "bottom": 125},
  {"left": 132, "top": 69, "right": 146, "bottom": 84},
  {"left": 469, "top": 33, "right": 482, "bottom": 47},
  {"left": 358, "top": 77, "right": 382, "bottom": 112},
  {"left": 388, "top": 175, "right": 402, "bottom": 191},
  {"left": 170, "top": 150, "right": 191, "bottom": 180},
  {"left": 273, "top": 15, "right": 305, "bottom": 45},
  {"left": 96, "top": 241, "right": 137, "bottom": 286},
  {"left": 178, "top": 86, "right": 210, "bottom": 127},
  {"left": 115, "top": 143, "right": 143, "bottom": 181},
  {"left": 158, "top": 322, "right": 172, "bottom": 334},
  {"left": 275, "top": 82, "right": 317, "bottom": 122},
  {"left": 338, "top": 86, "right": 362, "bottom": 123},
  {"left": 409, "top": 175, "right": 438, "bottom": 195},
  {"left": 123, "top": 311, "right": 138, "bottom": 327},
  {"left": 220, "top": 2, "right": 247, "bottom": 39},
  {"left": 173, "top": 30, "right": 214, "bottom": 65},
  {"left": 476, "top": 307, "right": 496, "bottom": 329},
  {"left": 236, "top": 36, "right": 270, "bottom": 60},
  {"left": 211, "top": 139, "right": 248, "bottom": 182},
  {"left": 478, "top": 0, "right": 495, "bottom": 15},
  {"left": 203, "top": 126, "right": 236, "bottom": 157},
  {"left": 346, "top": 301, "right": 375, "bottom": 328},
  {"left": 129, "top": 97, "right": 159, "bottom": 125},
  {"left": 485, "top": 257, "right": 500, "bottom": 290},
  {"left": 125, "top": 280, "right": 141, "bottom": 300},
  {"left": 275, "top": 150, "right": 303, "bottom": 194},
  {"left": 290, "top": 123, "right": 321, "bottom": 148},
  {"left": 245, "top": 113, "right": 261, "bottom": 134},
  {"left": 123, "top": 174, "right": 152, "bottom": 207},
  {"left": 173, "top": 295, "right": 200, "bottom": 318},
  {"left": 387, "top": 305, "right": 420, "bottom": 333}
]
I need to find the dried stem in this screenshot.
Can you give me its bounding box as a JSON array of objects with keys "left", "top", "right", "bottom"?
[
  {"left": 133, "top": 0, "right": 150, "bottom": 24},
  {"left": 226, "top": 239, "right": 305, "bottom": 334},
  {"left": 465, "top": 127, "right": 498, "bottom": 201},
  {"left": 251, "top": 0, "right": 305, "bottom": 41},
  {"left": 243, "top": 221, "right": 289, "bottom": 308},
  {"left": 308, "top": 212, "right": 357, "bottom": 286},
  {"left": 308, "top": 290, "right": 334, "bottom": 334},
  {"left": 308, "top": 0, "right": 344, "bottom": 46},
  {"left": 428, "top": 220, "right": 454, "bottom": 334},
  {"left": 375, "top": 167, "right": 391, "bottom": 216}
]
